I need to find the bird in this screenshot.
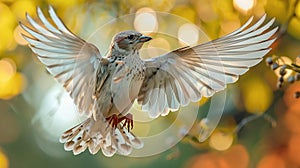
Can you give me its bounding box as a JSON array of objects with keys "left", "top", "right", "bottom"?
[{"left": 20, "top": 6, "right": 278, "bottom": 157}]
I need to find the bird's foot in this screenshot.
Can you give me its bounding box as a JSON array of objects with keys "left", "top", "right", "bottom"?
[
  {"left": 106, "top": 114, "right": 119, "bottom": 129},
  {"left": 119, "top": 113, "right": 133, "bottom": 132},
  {"left": 106, "top": 113, "right": 133, "bottom": 131}
]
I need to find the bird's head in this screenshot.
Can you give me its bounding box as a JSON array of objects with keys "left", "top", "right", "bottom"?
[{"left": 111, "top": 30, "right": 152, "bottom": 54}]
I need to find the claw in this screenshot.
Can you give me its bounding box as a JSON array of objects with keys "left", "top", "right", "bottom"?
[
  {"left": 121, "top": 113, "right": 133, "bottom": 132},
  {"left": 106, "top": 114, "right": 118, "bottom": 129},
  {"left": 106, "top": 113, "right": 134, "bottom": 131}
]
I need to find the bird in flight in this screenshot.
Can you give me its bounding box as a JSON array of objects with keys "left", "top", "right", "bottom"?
[{"left": 20, "top": 6, "right": 277, "bottom": 157}]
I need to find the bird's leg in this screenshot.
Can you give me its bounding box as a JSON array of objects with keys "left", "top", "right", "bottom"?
[
  {"left": 118, "top": 113, "right": 133, "bottom": 132},
  {"left": 106, "top": 113, "right": 133, "bottom": 131},
  {"left": 106, "top": 114, "right": 119, "bottom": 129}
]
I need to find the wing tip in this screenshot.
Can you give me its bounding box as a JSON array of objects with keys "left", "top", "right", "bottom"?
[{"left": 36, "top": 6, "right": 42, "bottom": 16}]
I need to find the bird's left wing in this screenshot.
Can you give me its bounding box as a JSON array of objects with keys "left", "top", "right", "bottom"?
[
  {"left": 137, "top": 15, "right": 278, "bottom": 118},
  {"left": 20, "top": 6, "right": 104, "bottom": 117}
]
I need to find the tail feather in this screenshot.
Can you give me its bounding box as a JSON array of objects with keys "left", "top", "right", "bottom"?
[{"left": 59, "top": 118, "right": 143, "bottom": 156}]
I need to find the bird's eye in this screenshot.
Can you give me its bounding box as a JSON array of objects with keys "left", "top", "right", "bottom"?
[{"left": 127, "top": 35, "right": 134, "bottom": 40}]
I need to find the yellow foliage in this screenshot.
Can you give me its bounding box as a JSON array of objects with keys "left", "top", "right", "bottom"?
[
  {"left": 0, "top": 59, "right": 26, "bottom": 100},
  {"left": 288, "top": 17, "right": 300, "bottom": 40},
  {"left": 233, "top": 0, "right": 256, "bottom": 14},
  {"left": 0, "top": 3, "right": 15, "bottom": 28},
  {"left": 0, "top": 3, "right": 16, "bottom": 52},
  {"left": 241, "top": 76, "right": 273, "bottom": 114},
  {"left": 0, "top": 150, "right": 9, "bottom": 168},
  {"left": 265, "top": 0, "right": 289, "bottom": 23},
  {"left": 171, "top": 5, "right": 196, "bottom": 23},
  {"left": 11, "top": 0, "right": 36, "bottom": 20},
  {"left": 0, "top": 72, "right": 26, "bottom": 100},
  {"left": 214, "top": 0, "right": 236, "bottom": 20},
  {"left": 47, "top": 0, "right": 83, "bottom": 8}
]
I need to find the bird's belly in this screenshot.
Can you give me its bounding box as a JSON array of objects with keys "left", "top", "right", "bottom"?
[
  {"left": 111, "top": 76, "right": 143, "bottom": 115},
  {"left": 97, "top": 73, "right": 144, "bottom": 118}
]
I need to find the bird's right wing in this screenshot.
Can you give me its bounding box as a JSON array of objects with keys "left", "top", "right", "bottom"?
[{"left": 20, "top": 6, "right": 104, "bottom": 117}]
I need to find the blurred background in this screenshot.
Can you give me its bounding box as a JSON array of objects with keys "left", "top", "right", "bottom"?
[{"left": 1, "top": 0, "right": 300, "bottom": 167}]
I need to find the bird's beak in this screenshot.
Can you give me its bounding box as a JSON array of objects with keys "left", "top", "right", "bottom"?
[{"left": 138, "top": 36, "right": 152, "bottom": 43}]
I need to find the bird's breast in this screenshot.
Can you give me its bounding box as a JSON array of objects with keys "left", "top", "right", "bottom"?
[{"left": 106, "top": 54, "right": 145, "bottom": 114}]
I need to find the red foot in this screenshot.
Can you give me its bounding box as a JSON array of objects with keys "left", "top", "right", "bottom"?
[
  {"left": 118, "top": 113, "right": 133, "bottom": 132},
  {"left": 107, "top": 114, "right": 119, "bottom": 129},
  {"left": 106, "top": 113, "right": 133, "bottom": 131}
]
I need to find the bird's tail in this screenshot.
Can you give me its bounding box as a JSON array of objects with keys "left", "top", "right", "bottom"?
[{"left": 59, "top": 117, "right": 143, "bottom": 156}]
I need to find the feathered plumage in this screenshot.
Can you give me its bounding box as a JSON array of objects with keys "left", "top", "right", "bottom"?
[{"left": 20, "top": 6, "right": 277, "bottom": 156}]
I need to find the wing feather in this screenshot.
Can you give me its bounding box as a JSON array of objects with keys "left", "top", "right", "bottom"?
[
  {"left": 138, "top": 15, "right": 278, "bottom": 118},
  {"left": 20, "top": 6, "right": 104, "bottom": 117}
]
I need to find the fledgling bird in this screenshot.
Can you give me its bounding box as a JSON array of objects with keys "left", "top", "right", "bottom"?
[{"left": 20, "top": 6, "right": 278, "bottom": 156}]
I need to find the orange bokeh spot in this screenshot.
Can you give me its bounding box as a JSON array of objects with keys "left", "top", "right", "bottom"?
[
  {"left": 222, "top": 144, "right": 249, "bottom": 168},
  {"left": 288, "top": 134, "right": 300, "bottom": 165},
  {"left": 284, "top": 110, "right": 300, "bottom": 133},
  {"left": 188, "top": 153, "right": 225, "bottom": 168},
  {"left": 257, "top": 153, "right": 286, "bottom": 168},
  {"left": 188, "top": 145, "right": 248, "bottom": 168},
  {"left": 284, "top": 83, "right": 300, "bottom": 111}
]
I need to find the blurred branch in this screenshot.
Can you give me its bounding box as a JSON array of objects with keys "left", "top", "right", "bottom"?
[{"left": 266, "top": 55, "right": 300, "bottom": 90}]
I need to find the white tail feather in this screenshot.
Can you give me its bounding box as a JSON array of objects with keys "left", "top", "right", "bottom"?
[{"left": 59, "top": 118, "right": 143, "bottom": 156}]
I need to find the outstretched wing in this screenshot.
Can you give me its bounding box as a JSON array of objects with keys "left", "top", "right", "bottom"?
[
  {"left": 20, "top": 6, "right": 103, "bottom": 117},
  {"left": 137, "top": 15, "right": 278, "bottom": 118}
]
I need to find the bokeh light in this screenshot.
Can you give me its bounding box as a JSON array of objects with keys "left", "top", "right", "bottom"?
[
  {"left": 257, "top": 153, "right": 286, "bottom": 168},
  {"left": 134, "top": 7, "right": 158, "bottom": 34},
  {"left": 222, "top": 145, "right": 249, "bottom": 168},
  {"left": 11, "top": 0, "right": 35, "bottom": 19},
  {"left": 241, "top": 76, "right": 273, "bottom": 114},
  {"left": 14, "top": 25, "right": 29, "bottom": 45},
  {"left": 171, "top": 5, "right": 196, "bottom": 23},
  {"left": 287, "top": 134, "right": 300, "bottom": 165},
  {"left": 0, "top": 3, "right": 15, "bottom": 28},
  {"left": 0, "top": 3, "right": 16, "bottom": 52},
  {"left": 188, "top": 145, "right": 248, "bottom": 168},
  {"left": 233, "top": 0, "right": 256, "bottom": 13},
  {"left": 220, "top": 20, "right": 240, "bottom": 36},
  {"left": 209, "top": 131, "right": 233, "bottom": 151},
  {"left": 178, "top": 23, "right": 199, "bottom": 46},
  {"left": 47, "top": 0, "right": 84, "bottom": 8},
  {"left": 284, "top": 82, "right": 300, "bottom": 112},
  {"left": 32, "top": 85, "right": 82, "bottom": 141},
  {"left": 0, "top": 58, "right": 25, "bottom": 100},
  {"left": 296, "top": 56, "right": 300, "bottom": 65},
  {"left": 265, "top": 0, "right": 288, "bottom": 23},
  {"left": 0, "top": 149, "right": 9, "bottom": 168},
  {"left": 188, "top": 153, "right": 224, "bottom": 168},
  {"left": 0, "top": 58, "right": 16, "bottom": 83},
  {"left": 194, "top": 0, "right": 218, "bottom": 22},
  {"left": 284, "top": 110, "right": 300, "bottom": 133},
  {"left": 288, "top": 17, "right": 300, "bottom": 40},
  {"left": 30, "top": 85, "right": 86, "bottom": 157},
  {"left": 145, "top": 37, "right": 170, "bottom": 58}
]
